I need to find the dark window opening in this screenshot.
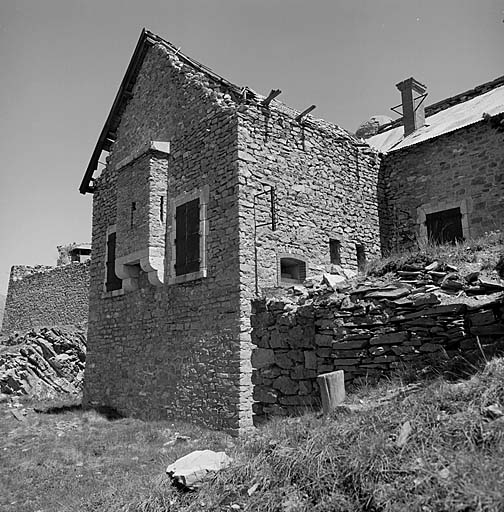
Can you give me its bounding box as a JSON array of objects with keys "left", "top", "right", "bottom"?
[
  {"left": 329, "top": 239, "right": 341, "bottom": 265},
  {"left": 130, "top": 202, "right": 136, "bottom": 229},
  {"left": 356, "top": 244, "right": 366, "bottom": 272},
  {"left": 175, "top": 198, "right": 200, "bottom": 276},
  {"left": 69, "top": 248, "right": 91, "bottom": 263},
  {"left": 426, "top": 208, "right": 463, "bottom": 244},
  {"left": 280, "top": 257, "right": 307, "bottom": 284},
  {"left": 160, "top": 196, "right": 164, "bottom": 222},
  {"left": 105, "top": 232, "right": 122, "bottom": 292}
]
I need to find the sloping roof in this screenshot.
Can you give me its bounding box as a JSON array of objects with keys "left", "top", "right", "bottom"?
[
  {"left": 80, "top": 29, "right": 363, "bottom": 194},
  {"left": 367, "top": 78, "right": 504, "bottom": 154}
]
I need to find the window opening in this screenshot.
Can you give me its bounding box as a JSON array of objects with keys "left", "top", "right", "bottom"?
[
  {"left": 426, "top": 208, "right": 463, "bottom": 244},
  {"left": 160, "top": 196, "right": 164, "bottom": 222},
  {"left": 280, "top": 257, "right": 306, "bottom": 284},
  {"left": 329, "top": 239, "right": 341, "bottom": 265},
  {"left": 130, "top": 202, "right": 136, "bottom": 229},
  {"left": 175, "top": 198, "right": 200, "bottom": 276},
  {"left": 105, "top": 232, "right": 122, "bottom": 291},
  {"left": 356, "top": 244, "right": 366, "bottom": 272}
]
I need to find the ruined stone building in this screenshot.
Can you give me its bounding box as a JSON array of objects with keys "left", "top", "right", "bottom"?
[
  {"left": 79, "top": 29, "right": 503, "bottom": 432},
  {"left": 78, "top": 30, "right": 381, "bottom": 432},
  {"left": 2, "top": 244, "right": 90, "bottom": 335},
  {"left": 363, "top": 75, "right": 504, "bottom": 252}
]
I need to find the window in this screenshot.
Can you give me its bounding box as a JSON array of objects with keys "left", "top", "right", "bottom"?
[
  {"left": 168, "top": 186, "right": 209, "bottom": 284},
  {"left": 426, "top": 208, "right": 463, "bottom": 244},
  {"left": 356, "top": 244, "right": 366, "bottom": 272},
  {"left": 175, "top": 198, "right": 200, "bottom": 276},
  {"left": 280, "top": 257, "right": 307, "bottom": 284},
  {"left": 329, "top": 239, "right": 341, "bottom": 265},
  {"left": 105, "top": 231, "right": 122, "bottom": 291}
]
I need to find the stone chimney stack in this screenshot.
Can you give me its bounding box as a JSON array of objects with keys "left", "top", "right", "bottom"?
[{"left": 396, "top": 77, "right": 427, "bottom": 136}]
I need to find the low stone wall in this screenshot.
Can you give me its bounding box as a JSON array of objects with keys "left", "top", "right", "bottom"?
[
  {"left": 1, "top": 262, "right": 90, "bottom": 334},
  {"left": 251, "top": 280, "right": 504, "bottom": 425}
]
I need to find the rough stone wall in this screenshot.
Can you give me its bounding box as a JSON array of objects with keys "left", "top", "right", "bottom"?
[
  {"left": 251, "top": 286, "right": 504, "bottom": 425},
  {"left": 379, "top": 121, "right": 504, "bottom": 253},
  {"left": 236, "top": 106, "right": 382, "bottom": 429},
  {"left": 83, "top": 43, "right": 243, "bottom": 433},
  {"left": 1, "top": 262, "right": 90, "bottom": 335}
]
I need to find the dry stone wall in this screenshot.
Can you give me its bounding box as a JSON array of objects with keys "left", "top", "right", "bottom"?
[
  {"left": 1, "top": 262, "right": 90, "bottom": 335},
  {"left": 251, "top": 269, "right": 504, "bottom": 425}
]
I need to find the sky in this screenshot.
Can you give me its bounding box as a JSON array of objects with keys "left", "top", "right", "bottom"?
[{"left": 0, "top": 0, "right": 503, "bottom": 295}]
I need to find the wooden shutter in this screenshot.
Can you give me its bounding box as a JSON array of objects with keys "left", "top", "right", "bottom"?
[
  {"left": 106, "top": 232, "right": 122, "bottom": 291},
  {"left": 175, "top": 198, "right": 200, "bottom": 276}
]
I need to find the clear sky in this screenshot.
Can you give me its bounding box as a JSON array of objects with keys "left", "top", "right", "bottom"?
[{"left": 0, "top": 0, "right": 502, "bottom": 294}]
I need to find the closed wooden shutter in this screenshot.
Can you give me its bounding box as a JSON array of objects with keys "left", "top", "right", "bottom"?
[
  {"left": 106, "top": 232, "right": 122, "bottom": 291},
  {"left": 175, "top": 198, "right": 200, "bottom": 276}
]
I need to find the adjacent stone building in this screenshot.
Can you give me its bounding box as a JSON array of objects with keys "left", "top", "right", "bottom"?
[
  {"left": 79, "top": 30, "right": 381, "bottom": 432},
  {"left": 1, "top": 245, "right": 90, "bottom": 335},
  {"left": 365, "top": 75, "right": 504, "bottom": 252}
]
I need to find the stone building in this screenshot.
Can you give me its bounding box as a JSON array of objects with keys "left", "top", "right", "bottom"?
[
  {"left": 1, "top": 246, "right": 90, "bottom": 335},
  {"left": 365, "top": 75, "right": 504, "bottom": 252},
  {"left": 79, "top": 29, "right": 381, "bottom": 432}
]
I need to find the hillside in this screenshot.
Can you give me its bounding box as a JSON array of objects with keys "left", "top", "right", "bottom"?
[{"left": 1, "top": 359, "right": 503, "bottom": 511}]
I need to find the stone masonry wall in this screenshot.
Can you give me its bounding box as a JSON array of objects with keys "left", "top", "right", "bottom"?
[
  {"left": 379, "top": 121, "right": 504, "bottom": 253},
  {"left": 1, "top": 262, "right": 90, "bottom": 335},
  {"left": 236, "top": 104, "right": 382, "bottom": 430},
  {"left": 251, "top": 274, "right": 504, "bottom": 425},
  {"left": 83, "top": 43, "right": 244, "bottom": 433}
]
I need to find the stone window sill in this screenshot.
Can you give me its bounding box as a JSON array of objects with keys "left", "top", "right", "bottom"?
[
  {"left": 101, "top": 288, "right": 125, "bottom": 299},
  {"left": 168, "top": 269, "right": 207, "bottom": 285}
]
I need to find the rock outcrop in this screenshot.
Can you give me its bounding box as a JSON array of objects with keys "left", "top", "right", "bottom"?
[{"left": 0, "top": 327, "right": 86, "bottom": 397}]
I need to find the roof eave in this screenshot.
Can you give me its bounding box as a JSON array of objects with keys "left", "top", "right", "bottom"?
[{"left": 79, "top": 28, "right": 156, "bottom": 194}]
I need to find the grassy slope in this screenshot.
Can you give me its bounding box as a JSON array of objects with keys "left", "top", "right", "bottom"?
[
  {"left": 1, "top": 360, "right": 503, "bottom": 512},
  {"left": 0, "top": 400, "right": 235, "bottom": 512},
  {"left": 138, "top": 359, "right": 504, "bottom": 512}
]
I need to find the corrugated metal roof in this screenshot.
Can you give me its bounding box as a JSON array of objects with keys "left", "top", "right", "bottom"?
[{"left": 367, "top": 84, "right": 504, "bottom": 153}]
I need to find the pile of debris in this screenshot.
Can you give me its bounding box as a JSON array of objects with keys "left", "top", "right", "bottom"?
[{"left": 0, "top": 327, "right": 86, "bottom": 397}]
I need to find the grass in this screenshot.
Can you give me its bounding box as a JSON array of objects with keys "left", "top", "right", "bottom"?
[
  {"left": 366, "top": 231, "right": 504, "bottom": 278},
  {"left": 160, "top": 358, "right": 503, "bottom": 512},
  {"left": 0, "top": 397, "right": 235, "bottom": 512},
  {"left": 4, "top": 360, "right": 502, "bottom": 511}
]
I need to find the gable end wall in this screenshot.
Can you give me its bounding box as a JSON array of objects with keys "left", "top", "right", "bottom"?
[{"left": 83, "top": 44, "right": 243, "bottom": 433}]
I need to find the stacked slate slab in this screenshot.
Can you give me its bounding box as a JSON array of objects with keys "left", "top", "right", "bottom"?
[{"left": 251, "top": 264, "right": 504, "bottom": 425}]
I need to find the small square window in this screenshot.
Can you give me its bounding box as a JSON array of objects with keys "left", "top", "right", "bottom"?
[{"left": 280, "top": 257, "right": 307, "bottom": 284}]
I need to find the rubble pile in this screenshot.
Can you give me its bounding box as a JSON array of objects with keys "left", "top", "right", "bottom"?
[
  {"left": 251, "top": 260, "right": 504, "bottom": 425},
  {"left": 0, "top": 327, "right": 86, "bottom": 397}
]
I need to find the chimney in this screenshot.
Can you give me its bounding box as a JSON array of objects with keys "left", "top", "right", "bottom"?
[{"left": 395, "top": 77, "right": 427, "bottom": 136}]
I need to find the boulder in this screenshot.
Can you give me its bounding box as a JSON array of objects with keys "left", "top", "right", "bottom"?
[{"left": 166, "top": 450, "right": 232, "bottom": 490}]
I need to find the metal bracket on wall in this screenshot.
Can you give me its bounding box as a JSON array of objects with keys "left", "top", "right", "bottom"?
[{"left": 253, "top": 186, "right": 277, "bottom": 295}]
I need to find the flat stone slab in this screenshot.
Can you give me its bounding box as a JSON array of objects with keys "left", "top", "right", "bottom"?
[{"left": 166, "top": 450, "right": 232, "bottom": 489}]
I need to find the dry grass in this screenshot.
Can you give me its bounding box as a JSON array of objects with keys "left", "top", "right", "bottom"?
[
  {"left": 135, "top": 359, "right": 504, "bottom": 512},
  {"left": 0, "top": 398, "right": 234, "bottom": 512},
  {"left": 2, "top": 360, "right": 504, "bottom": 512},
  {"left": 366, "top": 231, "right": 504, "bottom": 279}
]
